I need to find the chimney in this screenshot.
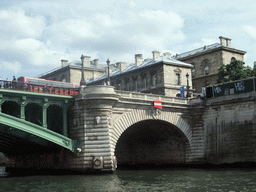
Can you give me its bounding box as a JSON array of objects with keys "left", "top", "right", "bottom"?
[
  {"left": 81, "top": 55, "right": 91, "bottom": 68},
  {"left": 61, "top": 59, "right": 68, "bottom": 68},
  {"left": 116, "top": 62, "right": 126, "bottom": 71},
  {"left": 163, "top": 52, "right": 172, "bottom": 58},
  {"left": 152, "top": 50, "right": 160, "bottom": 61},
  {"left": 135, "top": 54, "right": 143, "bottom": 66},
  {"left": 93, "top": 59, "right": 99, "bottom": 67},
  {"left": 219, "top": 36, "right": 231, "bottom": 47}
]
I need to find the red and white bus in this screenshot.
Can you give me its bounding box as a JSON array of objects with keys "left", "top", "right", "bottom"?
[{"left": 17, "top": 76, "right": 80, "bottom": 96}]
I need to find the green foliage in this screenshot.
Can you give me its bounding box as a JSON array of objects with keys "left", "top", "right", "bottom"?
[{"left": 216, "top": 60, "right": 253, "bottom": 83}]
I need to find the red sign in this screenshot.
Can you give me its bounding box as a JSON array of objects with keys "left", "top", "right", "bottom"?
[{"left": 154, "top": 101, "right": 162, "bottom": 108}]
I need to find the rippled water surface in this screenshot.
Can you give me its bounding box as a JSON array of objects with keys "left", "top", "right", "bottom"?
[{"left": 1, "top": 168, "right": 256, "bottom": 191}]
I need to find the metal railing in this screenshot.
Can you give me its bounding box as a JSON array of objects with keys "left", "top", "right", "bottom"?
[{"left": 0, "top": 80, "right": 80, "bottom": 96}]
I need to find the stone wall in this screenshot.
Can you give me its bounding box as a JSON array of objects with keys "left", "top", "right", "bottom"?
[{"left": 203, "top": 92, "right": 256, "bottom": 164}]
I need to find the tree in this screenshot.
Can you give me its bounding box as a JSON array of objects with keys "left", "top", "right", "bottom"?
[{"left": 216, "top": 60, "right": 253, "bottom": 83}]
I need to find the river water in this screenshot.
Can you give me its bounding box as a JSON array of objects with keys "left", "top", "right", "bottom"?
[{"left": 1, "top": 168, "right": 256, "bottom": 191}]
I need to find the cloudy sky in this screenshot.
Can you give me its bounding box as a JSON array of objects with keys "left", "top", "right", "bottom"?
[{"left": 1, "top": 0, "right": 256, "bottom": 80}]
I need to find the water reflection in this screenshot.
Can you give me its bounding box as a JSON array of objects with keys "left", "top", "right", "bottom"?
[{"left": 0, "top": 168, "right": 256, "bottom": 191}]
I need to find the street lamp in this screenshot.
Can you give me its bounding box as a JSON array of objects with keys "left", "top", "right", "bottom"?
[
  {"left": 106, "top": 58, "right": 110, "bottom": 85},
  {"left": 80, "top": 54, "right": 86, "bottom": 86},
  {"left": 186, "top": 73, "right": 190, "bottom": 98}
]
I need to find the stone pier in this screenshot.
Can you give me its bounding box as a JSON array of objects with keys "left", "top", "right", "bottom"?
[{"left": 68, "top": 85, "right": 118, "bottom": 172}]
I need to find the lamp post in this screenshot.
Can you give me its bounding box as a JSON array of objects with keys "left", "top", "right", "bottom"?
[
  {"left": 186, "top": 73, "right": 189, "bottom": 98},
  {"left": 80, "top": 54, "right": 86, "bottom": 86},
  {"left": 106, "top": 58, "right": 110, "bottom": 85}
]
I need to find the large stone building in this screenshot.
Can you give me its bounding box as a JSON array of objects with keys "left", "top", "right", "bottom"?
[
  {"left": 87, "top": 51, "right": 193, "bottom": 97},
  {"left": 38, "top": 36, "right": 246, "bottom": 95},
  {"left": 38, "top": 57, "right": 106, "bottom": 85},
  {"left": 175, "top": 36, "right": 246, "bottom": 93}
]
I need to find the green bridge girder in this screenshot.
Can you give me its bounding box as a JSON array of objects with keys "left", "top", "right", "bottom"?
[{"left": 0, "top": 89, "right": 81, "bottom": 154}]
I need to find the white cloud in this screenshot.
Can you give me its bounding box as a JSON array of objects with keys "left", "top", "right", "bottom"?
[
  {"left": 0, "top": 8, "right": 45, "bottom": 40},
  {"left": 243, "top": 26, "right": 256, "bottom": 39},
  {"left": 1, "top": 0, "right": 256, "bottom": 78}
]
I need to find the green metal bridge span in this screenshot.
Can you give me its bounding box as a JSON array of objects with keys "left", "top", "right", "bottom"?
[{"left": 0, "top": 89, "right": 80, "bottom": 156}]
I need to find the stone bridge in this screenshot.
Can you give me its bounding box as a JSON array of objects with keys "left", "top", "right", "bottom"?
[
  {"left": 2, "top": 85, "right": 256, "bottom": 174},
  {"left": 68, "top": 85, "right": 205, "bottom": 172}
]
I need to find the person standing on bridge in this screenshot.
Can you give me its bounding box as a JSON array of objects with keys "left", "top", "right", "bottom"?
[{"left": 12, "top": 76, "right": 16, "bottom": 90}]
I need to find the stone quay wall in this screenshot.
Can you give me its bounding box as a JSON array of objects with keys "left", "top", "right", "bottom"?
[{"left": 202, "top": 92, "right": 256, "bottom": 164}]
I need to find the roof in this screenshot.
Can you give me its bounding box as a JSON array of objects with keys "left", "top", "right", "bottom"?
[
  {"left": 68, "top": 60, "right": 106, "bottom": 69},
  {"left": 87, "top": 56, "right": 192, "bottom": 84},
  {"left": 173, "top": 42, "right": 246, "bottom": 60},
  {"left": 174, "top": 43, "right": 222, "bottom": 59},
  {"left": 36, "top": 60, "right": 105, "bottom": 78}
]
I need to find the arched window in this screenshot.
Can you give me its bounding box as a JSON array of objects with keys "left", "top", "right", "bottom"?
[
  {"left": 203, "top": 59, "right": 209, "bottom": 75},
  {"left": 231, "top": 57, "right": 236, "bottom": 62}
]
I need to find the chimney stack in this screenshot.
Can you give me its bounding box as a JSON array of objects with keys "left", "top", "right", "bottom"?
[
  {"left": 135, "top": 54, "right": 143, "bottom": 66},
  {"left": 116, "top": 62, "right": 126, "bottom": 71},
  {"left": 81, "top": 56, "right": 91, "bottom": 68},
  {"left": 152, "top": 50, "right": 160, "bottom": 61},
  {"left": 219, "top": 36, "right": 231, "bottom": 47},
  {"left": 93, "top": 59, "right": 99, "bottom": 67},
  {"left": 163, "top": 52, "right": 172, "bottom": 58},
  {"left": 61, "top": 59, "right": 68, "bottom": 68}
]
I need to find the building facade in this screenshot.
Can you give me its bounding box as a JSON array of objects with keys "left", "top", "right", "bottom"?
[
  {"left": 175, "top": 36, "right": 246, "bottom": 93},
  {"left": 87, "top": 51, "right": 193, "bottom": 97},
  {"left": 38, "top": 57, "right": 106, "bottom": 85}
]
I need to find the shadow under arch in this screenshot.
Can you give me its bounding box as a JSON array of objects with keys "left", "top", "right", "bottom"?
[
  {"left": 47, "top": 104, "right": 63, "bottom": 134},
  {"left": 112, "top": 109, "right": 192, "bottom": 166},
  {"left": 25, "top": 103, "right": 42, "bottom": 126},
  {"left": 2, "top": 101, "right": 20, "bottom": 118},
  {"left": 114, "top": 119, "right": 190, "bottom": 166}
]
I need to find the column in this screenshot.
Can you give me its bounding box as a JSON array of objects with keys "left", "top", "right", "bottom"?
[
  {"left": 20, "top": 96, "right": 26, "bottom": 120},
  {"left": 43, "top": 98, "right": 49, "bottom": 128},
  {"left": 63, "top": 106, "right": 68, "bottom": 136}
]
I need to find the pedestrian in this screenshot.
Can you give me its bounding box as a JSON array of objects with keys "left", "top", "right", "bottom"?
[
  {"left": 12, "top": 76, "right": 16, "bottom": 89},
  {"left": 4, "top": 78, "right": 9, "bottom": 89}
]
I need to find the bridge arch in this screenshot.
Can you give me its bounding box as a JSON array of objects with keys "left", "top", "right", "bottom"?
[{"left": 112, "top": 109, "right": 192, "bottom": 165}]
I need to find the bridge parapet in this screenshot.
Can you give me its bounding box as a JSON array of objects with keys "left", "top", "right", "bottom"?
[{"left": 115, "top": 90, "right": 189, "bottom": 104}]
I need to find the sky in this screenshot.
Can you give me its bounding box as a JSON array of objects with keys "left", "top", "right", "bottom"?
[{"left": 1, "top": 0, "right": 256, "bottom": 80}]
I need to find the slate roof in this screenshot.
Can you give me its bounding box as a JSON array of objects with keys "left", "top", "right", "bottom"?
[
  {"left": 87, "top": 56, "right": 192, "bottom": 84},
  {"left": 173, "top": 43, "right": 222, "bottom": 60}
]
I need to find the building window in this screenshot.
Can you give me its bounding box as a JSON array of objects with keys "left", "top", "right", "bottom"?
[
  {"left": 117, "top": 79, "right": 121, "bottom": 90},
  {"left": 176, "top": 74, "right": 180, "bottom": 85},
  {"left": 203, "top": 59, "right": 209, "bottom": 75},
  {"left": 143, "top": 78, "right": 147, "bottom": 88},
  {"left": 134, "top": 80, "right": 138, "bottom": 92},
  {"left": 231, "top": 57, "right": 236, "bottom": 62},
  {"left": 61, "top": 75, "right": 66, "bottom": 82},
  {"left": 152, "top": 74, "right": 156, "bottom": 86},
  {"left": 191, "top": 63, "right": 196, "bottom": 78},
  {"left": 126, "top": 83, "right": 129, "bottom": 91}
]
